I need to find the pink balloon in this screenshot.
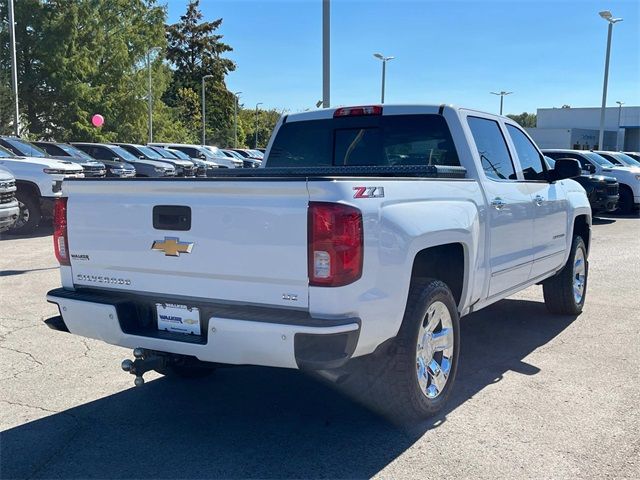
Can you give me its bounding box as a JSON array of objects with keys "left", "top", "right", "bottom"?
[{"left": 91, "top": 114, "right": 104, "bottom": 127}]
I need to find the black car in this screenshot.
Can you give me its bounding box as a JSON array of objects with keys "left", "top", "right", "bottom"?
[
  {"left": 544, "top": 156, "right": 618, "bottom": 214},
  {"left": 32, "top": 141, "right": 107, "bottom": 178}
]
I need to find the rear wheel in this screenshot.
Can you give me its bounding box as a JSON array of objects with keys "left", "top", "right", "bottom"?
[
  {"left": 7, "top": 191, "right": 41, "bottom": 235},
  {"left": 339, "top": 279, "right": 460, "bottom": 424},
  {"left": 542, "top": 235, "right": 587, "bottom": 315}
]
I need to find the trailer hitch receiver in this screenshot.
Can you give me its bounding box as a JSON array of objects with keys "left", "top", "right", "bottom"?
[{"left": 121, "top": 348, "right": 165, "bottom": 386}]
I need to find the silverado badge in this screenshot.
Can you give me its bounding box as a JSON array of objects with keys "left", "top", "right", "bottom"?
[{"left": 151, "top": 237, "right": 194, "bottom": 257}]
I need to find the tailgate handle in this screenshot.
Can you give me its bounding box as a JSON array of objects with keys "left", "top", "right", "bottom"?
[{"left": 153, "top": 205, "right": 191, "bottom": 231}]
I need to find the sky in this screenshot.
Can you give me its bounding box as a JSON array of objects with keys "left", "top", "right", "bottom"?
[{"left": 165, "top": 0, "right": 640, "bottom": 115}]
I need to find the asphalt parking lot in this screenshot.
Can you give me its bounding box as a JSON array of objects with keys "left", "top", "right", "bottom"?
[{"left": 1, "top": 216, "right": 639, "bottom": 479}]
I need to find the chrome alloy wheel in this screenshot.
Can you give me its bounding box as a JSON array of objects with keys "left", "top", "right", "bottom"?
[
  {"left": 573, "top": 247, "right": 586, "bottom": 304},
  {"left": 14, "top": 201, "right": 30, "bottom": 229},
  {"left": 416, "top": 301, "right": 454, "bottom": 399}
]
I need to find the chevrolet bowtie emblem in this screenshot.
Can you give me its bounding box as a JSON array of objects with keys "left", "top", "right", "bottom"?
[{"left": 151, "top": 237, "right": 194, "bottom": 257}]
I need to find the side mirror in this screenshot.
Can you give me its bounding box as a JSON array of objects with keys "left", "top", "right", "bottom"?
[
  {"left": 113, "top": 157, "right": 121, "bottom": 162},
  {"left": 551, "top": 158, "right": 582, "bottom": 181},
  {"left": 139, "top": 155, "right": 145, "bottom": 159},
  {"left": 585, "top": 163, "right": 596, "bottom": 173},
  {"left": 199, "top": 153, "right": 206, "bottom": 159}
]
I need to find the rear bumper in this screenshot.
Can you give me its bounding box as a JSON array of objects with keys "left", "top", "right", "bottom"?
[{"left": 46, "top": 288, "right": 360, "bottom": 370}]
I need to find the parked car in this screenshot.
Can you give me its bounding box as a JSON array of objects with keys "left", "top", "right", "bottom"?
[
  {"left": 114, "top": 143, "right": 196, "bottom": 177},
  {"left": 624, "top": 152, "right": 640, "bottom": 162},
  {"left": 543, "top": 149, "right": 640, "bottom": 214},
  {"left": 32, "top": 141, "right": 107, "bottom": 178},
  {"left": 46, "top": 104, "right": 590, "bottom": 423},
  {"left": 0, "top": 167, "right": 19, "bottom": 233},
  {"left": 72, "top": 143, "right": 175, "bottom": 178},
  {"left": 221, "top": 148, "right": 261, "bottom": 168},
  {"left": 544, "top": 156, "right": 618, "bottom": 214},
  {"left": 0, "top": 142, "right": 83, "bottom": 234},
  {"left": 147, "top": 146, "right": 208, "bottom": 177},
  {"left": 594, "top": 151, "right": 640, "bottom": 169},
  {"left": 32, "top": 142, "right": 134, "bottom": 178},
  {"left": 151, "top": 143, "right": 240, "bottom": 169}
]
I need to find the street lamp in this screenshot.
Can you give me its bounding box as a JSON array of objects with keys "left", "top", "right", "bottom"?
[
  {"left": 322, "top": 0, "right": 330, "bottom": 108},
  {"left": 373, "top": 53, "right": 394, "bottom": 103},
  {"left": 201, "top": 74, "right": 214, "bottom": 145},
  {"left": 616, "top": 101, "right": 624, "bottom": 151},
  {"left": 597, "top": 10, "right": 623, "bottom": 150},
  {"left": 490, "top": 91, "right": 513, "bottom": 115},
  {"left": 233, "top": 91, "right": 242, "bottom": 148},
  {"left": 7, "top": 0, "right": 19, "bottom": 135},
  {"left": 146, "top": 46, "right": 162, "bottom": 143},
  {"left": 255, "top": 102, "right": 263, "bottom": 149}
]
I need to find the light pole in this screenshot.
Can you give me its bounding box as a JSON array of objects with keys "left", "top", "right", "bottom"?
[
  {"left": 490, "top": 91, "right": 513, "bottom": 115},
  {"left": 201, "top": 74, "right": 214, "bottom": 145},
  {"left": 373, "top": 53, "right": 394, "bottom": 104},
  {"left": 233, "top": 91, "right": 242, "bottom": 148},
  {"left": 146, "top": 46, "right": 161, "bottom": 143},
  {"left": 598, "top": 10, "right": 623, "bottom": 150},
  {"left": 8, "top": 0, "right": 19, "bottom": 135},
  {"left": 616, "top": 101, "right": 624, "bottom": 151},
  {"left": 322, "top": 0, "right": 330, "bottom": 108},
  {"left": 254, "top": 102, "right": 263, "bottom": 149}
]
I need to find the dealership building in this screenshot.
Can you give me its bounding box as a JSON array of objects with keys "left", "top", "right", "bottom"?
[{"left": 526, "top": 106, "right": 640, "bottom": 152}]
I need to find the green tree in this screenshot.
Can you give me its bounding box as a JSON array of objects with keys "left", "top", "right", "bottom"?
[
  {"left": 165, "top": 0, "right": 236, "bottom": 146},
  {"left": 238, "top": 107, "right": 281, "bottom": 148},
  {"left": 0, "top": 0, "right": 182, "bottom": 142},
  {"left": 506, "top": 112, "right": 537, "bottom": 128}
]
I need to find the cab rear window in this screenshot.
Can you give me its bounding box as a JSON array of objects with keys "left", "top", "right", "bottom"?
[{"left": 267, "top": 114, "right": 460, "bottom": 168}]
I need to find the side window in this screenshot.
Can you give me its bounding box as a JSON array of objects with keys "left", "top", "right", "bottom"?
[
  {"left": 506, "top": 125, "right": 546, "bottom": 181},
  {"left": 92, "top": 147, "right": 113, "bottom": 161},
  {"left": 467, "top": 117, "right": 517, "bottom": 181},
  {"left": 571, "top": 155, "right": 591, "bottom": 170}
]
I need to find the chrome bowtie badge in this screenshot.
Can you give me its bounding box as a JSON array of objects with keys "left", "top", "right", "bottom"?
[{"left": 151, "top": 237, "right": 194, "bottom": 257}]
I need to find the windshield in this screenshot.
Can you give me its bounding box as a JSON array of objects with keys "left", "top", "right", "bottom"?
[
  {"left": 111, "top": 145, "right": 139, "bottom": 162},
  {"left": 137, "top": 145, "right": 165, "bottom": 160},
  {"left": 0, "top": 145, "right": 15, "bottom": 158},
  {"left": 611, "top": 152, "right": 640, "bottom": 167},
  {"left": 150, "top": 147, "right": 176, "bottom": 159},
  {"left": 58, "top": 144, "right": 96, "bottom": 161},
  {"left": 2, "top": 138, "right": 47, "bottom": 157},
  {"left": 205, "top": 146, "right": 221, "bottom": 156},
  {"left": 585, "top": 152, "right": 615, "bottom": 167},
  {"left": 168, "top": 149, "right": 191, "bottom": 160},
  {"left": 197, "top": 148, "right": 216, "bottom": 159}
]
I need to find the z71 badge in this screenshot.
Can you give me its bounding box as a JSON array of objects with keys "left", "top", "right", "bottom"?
[{"left": 353, "top": 186, "right": 385, "bottom": 199}]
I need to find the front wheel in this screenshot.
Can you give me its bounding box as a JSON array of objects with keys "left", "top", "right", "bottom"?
[
  {"left": 542, "top": 236, "right": 588, "bottom": 315},
  {"left": 7, "top": 192, "right": 41, "bottom": 235}
]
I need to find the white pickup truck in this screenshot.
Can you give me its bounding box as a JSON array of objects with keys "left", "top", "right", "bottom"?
[{"left": 46, "top": 105, "right": 591, "bottom": 422}]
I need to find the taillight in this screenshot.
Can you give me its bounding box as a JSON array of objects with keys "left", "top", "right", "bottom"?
[
  {"left": 308, "top": 202, "right": 363, "bottom": 287},
  {"left": 333, "top": 105, "right": 382, "bottom": 117},
  {"left": 53, "top": 197, "right": 70, "bottom": 266}
]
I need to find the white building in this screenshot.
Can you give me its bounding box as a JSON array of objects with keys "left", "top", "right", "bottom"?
[{"left": 526, "top": 106, "right": 640, "bottom": 151}]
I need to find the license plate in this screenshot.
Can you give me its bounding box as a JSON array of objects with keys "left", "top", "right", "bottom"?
[{"left": 156, "top": 303, "right": 201, "bottom": 336}]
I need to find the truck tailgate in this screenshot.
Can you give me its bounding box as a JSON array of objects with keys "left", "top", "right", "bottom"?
[{"left": 65, "top": 180, "right": 310, "bottom": 308}]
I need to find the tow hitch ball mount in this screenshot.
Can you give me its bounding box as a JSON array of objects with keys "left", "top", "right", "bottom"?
[{"left": 121, "top": 348, "right": 164, "bottom": 386}]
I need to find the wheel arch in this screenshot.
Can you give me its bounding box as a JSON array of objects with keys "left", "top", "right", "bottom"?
[{"left": 14, "top": 180, "right": 42, "bottom": 199}]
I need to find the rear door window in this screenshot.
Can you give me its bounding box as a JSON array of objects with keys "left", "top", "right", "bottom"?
[
  {"left": 267, "top": 114, "right": 460, "bottom": 168},
  {"left": 467, "top": 117, "right": 516, "bottom": 181},
  {"left": 506, "top": 125, "right": 546, "bottom": 181}
]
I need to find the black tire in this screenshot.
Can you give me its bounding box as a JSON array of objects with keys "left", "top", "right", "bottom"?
[
  {"left": 7, "top": 191, "right": 41, "bottom": 235},
  {"left": 336, "top": 279, "right": 460, "bottom": 424},
  {"left": 542, "top": 236, "right": 587, "bottom": 315},
  {"left": 616, "top": 185, "right": 633, "bottom": 215}
]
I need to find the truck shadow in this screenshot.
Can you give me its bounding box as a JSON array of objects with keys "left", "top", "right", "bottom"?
[{"left": 1, "top": 299, "right": 577, "bottom": 479}]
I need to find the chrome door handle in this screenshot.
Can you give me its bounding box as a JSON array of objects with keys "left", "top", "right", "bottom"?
[
  {"left": 491, "top": 197, "right": 506, "bottom": 210},
  {"left": 534, "top": 195, "right": 544, "bottom": 206}
]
